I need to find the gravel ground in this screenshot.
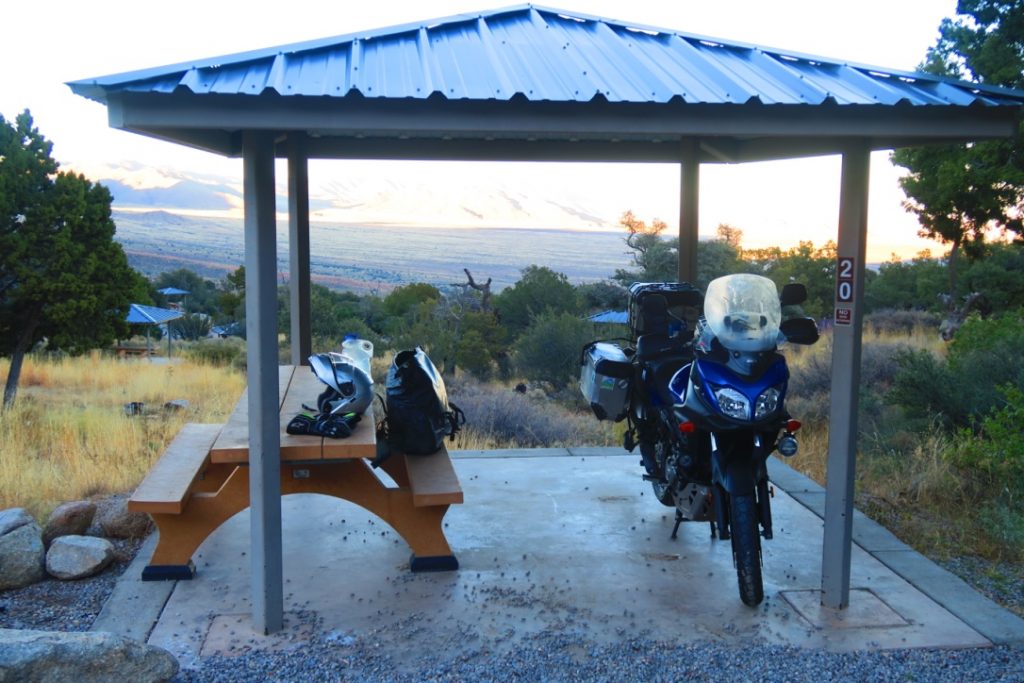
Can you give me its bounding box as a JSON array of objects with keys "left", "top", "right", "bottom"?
[
  {"left": 1, "top": 537, "right": 1023, "bottom": 682},
  {"left": 940, "top": 556, "right": 1024, "bottom": 619},
  {"left": 0, "top": 537, "right": 142, "bottom": 632},
  {"left": 172, "top": 624, "right": 1024, "bottom": 683}
]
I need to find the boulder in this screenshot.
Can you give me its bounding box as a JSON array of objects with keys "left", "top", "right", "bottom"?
[
  {"left": 45, "top": 536, "right": 114, "bottom": 580},
  {"left": 0, "top": 508, "right": 45, "bottom": 590},
  {"left": 92, "top": 494, "right": 152, "bottom": 540},
  {"left": 0, "top": 628, "right": 178, "bottom": 683},
  {"left": 42, "top": 501, "right": 97, "bottom": 547}
]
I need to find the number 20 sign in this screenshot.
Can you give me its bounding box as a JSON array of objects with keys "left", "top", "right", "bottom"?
[{"left": 836, "top": 257, "right": 855, "bottom": 303}]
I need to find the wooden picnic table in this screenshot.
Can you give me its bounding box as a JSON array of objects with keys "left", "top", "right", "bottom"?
[{"left": 130, "top": 365, "right": 463, "bottom": 580}]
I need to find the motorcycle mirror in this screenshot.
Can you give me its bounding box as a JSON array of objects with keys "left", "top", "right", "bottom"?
[
  {"left": 780, "top": 283, "right": 808, "bottom": 307},
  {"left": 780, "top": 317, "right": 819, "bottom": 345}
]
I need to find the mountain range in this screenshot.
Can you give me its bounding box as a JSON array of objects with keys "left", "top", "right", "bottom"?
[
  {"left": 72, "top": 161, "right": 638, "bottom": 292},
  {"left": 77, "top": 161, "right": 624, "bottom": 232}
]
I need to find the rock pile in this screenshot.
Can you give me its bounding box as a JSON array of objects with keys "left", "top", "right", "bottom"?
[{"left": 0, "top": 496, "right": 151, "bottom": 589}]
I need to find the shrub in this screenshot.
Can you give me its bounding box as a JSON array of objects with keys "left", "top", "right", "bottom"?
[
  {"left": 185, "top": 337, "right": 247, "bottom": 369},
  {"left": 447, "top": 376, "right": 612, "bottom": 448},
  {"left": 176, "top": 313, "right": 212, "bottom": 341},
  {"left": 892, "top": 311, "right": 1024, "bottom": 429},
  {"left": 513, "top": 311, "right": 596, "bottom": 389},
  {"left": 950, "top": 384, "right": 1024, "bottom": 491}
]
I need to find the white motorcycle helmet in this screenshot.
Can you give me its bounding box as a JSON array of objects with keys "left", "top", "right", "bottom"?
[{"left": 308, "top": 352, "right": 374, "bottom": 415}]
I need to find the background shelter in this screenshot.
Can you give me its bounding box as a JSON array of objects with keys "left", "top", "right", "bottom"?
[
  {"left": 70, "top": 4, "right": 1024, "bottom": 633},
  {"left": 125, "top": 303, "right": 184, "bottom": 356}
]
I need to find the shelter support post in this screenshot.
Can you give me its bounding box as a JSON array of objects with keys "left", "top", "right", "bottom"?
[
  {"left": 678, "top": 139, "right": 699, "bottom": 283},
  {"left": 821, "top": 143, "right": 870, "bottom": 609},
  {"left": 288, "top": 135, "right": 312, "bottom": 366},
  {"left": 243, "top": 131, "right": 284, "bottom": 634}
]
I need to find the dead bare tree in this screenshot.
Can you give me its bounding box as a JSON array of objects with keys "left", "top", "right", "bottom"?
[
  {"left": 938, "top": 291, "right": 987, "bottom": 341},
  {"left": 453, "top": 268, "right": 493, "bottom": 311}
]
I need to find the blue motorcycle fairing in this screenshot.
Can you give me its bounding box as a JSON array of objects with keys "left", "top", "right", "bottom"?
[{"left": 670, "top": 355, "right": 789, "bottom": 425}]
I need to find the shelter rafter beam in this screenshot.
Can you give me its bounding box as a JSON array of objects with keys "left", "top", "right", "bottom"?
[{"left": 107, "top": 94, "right": 1020, "bottom": 162}]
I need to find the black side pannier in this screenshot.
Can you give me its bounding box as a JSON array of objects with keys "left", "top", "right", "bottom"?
[
  {"left": 627, "top": 282, "right": 704, "bottom": 341},
  {"left": 385, "top": 347, "right": 464, "bottom": 455}
]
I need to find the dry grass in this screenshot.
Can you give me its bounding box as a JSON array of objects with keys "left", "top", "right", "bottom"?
[
  {"left": 0, "top": 352, "right": 245, "bottom": 522},
  {"left": 782, "top": 324, "right": 946, "bottom": 487},
  {"left": 778, "top": 324, "right": 1019, "bottom": 560}
]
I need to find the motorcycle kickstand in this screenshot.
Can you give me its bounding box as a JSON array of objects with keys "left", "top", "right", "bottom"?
[{"left": 670, "top": 510, "right": 683, "bottom": 540}]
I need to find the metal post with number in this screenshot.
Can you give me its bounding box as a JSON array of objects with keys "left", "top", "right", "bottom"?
[{"left": 821, "top": 144, "right": 870, "bottom": 609}]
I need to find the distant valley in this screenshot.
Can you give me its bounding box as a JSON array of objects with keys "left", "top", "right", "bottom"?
[{"left": 113, "top": 210, "right": 634, "bottom": 292}]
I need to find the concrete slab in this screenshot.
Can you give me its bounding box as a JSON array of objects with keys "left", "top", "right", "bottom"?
[
  {"left": 90, "top": 533, "right": 176, "bottom": 642},
  {"left": 138, "top": 451, "right": 1005, "bottom": 668},
  {"left": 873, "top": 549, "right": 1024, "bottom": 645}
]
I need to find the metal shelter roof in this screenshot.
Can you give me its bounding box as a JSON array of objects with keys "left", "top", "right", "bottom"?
[
  {"left": 588, "top": 310, "right": 628, "bottom": 324},
  {"left": 125, "top": 303, "right": 183, "bottom": 325},
  {"left": 68, "top": 4, "right": 1024, "bottom": 164}
]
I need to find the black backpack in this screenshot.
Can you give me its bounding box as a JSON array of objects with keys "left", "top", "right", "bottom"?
[{"left": 383, "top": 348, "right": 464, "bottom": 456}]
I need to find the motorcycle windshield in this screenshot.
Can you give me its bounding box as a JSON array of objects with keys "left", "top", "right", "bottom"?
[{"left": 703, "top": 274, "right": 781, "bottom": 352}]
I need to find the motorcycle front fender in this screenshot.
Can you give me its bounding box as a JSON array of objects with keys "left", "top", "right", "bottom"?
[
  {"left": 710, "top": 434, "right": 765, "bottom": 496},
  {"left": 712, "top": 455, "right": 756, "bottom": 495}
]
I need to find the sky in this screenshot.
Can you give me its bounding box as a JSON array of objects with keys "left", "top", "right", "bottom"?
[{"left": 2, "top": 0, "right": 964, "bottom": 261}]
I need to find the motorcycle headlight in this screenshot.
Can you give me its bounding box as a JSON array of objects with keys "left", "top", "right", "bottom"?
[
  {"left": 712, "top": 386, "right": 750, "bottom": 420},
  {"left": 755, "top": 386, "right": 782, "bottom": 420}
]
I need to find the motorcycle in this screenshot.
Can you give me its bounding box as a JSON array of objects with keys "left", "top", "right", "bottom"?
[{"left": 580, "top": 274, "right": 819, "bottom": 606}]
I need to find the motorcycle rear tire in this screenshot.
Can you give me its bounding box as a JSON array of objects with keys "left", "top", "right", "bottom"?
[
  {"left": 642, "top": 439, "right": 675, "bottom": 507},
  {"left": 729, "top": 493, "right": 764, "bottom": 607}
]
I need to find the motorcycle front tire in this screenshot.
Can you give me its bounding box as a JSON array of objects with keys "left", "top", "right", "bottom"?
[{"left": 729, "top": 493, "right": 764, "bottom": 607}]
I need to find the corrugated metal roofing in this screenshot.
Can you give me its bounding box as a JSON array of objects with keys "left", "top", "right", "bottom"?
[
  {"left": 126, "top": 303, "right": 183, "bottom": 325},
  {"left": 588, "top": 310, "right": 628, "bottom": 324},
  {"left": 70, "top": 4, "right": 1024, "bottom": 108}
]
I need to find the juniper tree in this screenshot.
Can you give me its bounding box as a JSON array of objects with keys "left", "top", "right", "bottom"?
[{"left": 0, "top": 110, "right": 147, "bottom": 407}]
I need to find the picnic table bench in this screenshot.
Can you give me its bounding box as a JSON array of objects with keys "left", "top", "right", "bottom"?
[{"left": 128, "top": 365, "right": 463, "bottom": 580}]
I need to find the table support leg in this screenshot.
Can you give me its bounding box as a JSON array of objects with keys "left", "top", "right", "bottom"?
[
  {"left": 142, "top": 466, "right": 252, "bottom": 580},
  {"left": 282, "top": 460, "right": 457, "bottom": 570},
  {"left": 141, "top": 459, "right": 458, "bottom": 580}
]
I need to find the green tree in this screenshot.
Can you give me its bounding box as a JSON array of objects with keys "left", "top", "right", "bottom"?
[
  {"left": 865, "top": 251, "right": 948, "bottom": 312},
  {"left": 382, "top": 282, "right": 440, "bottom": 318},
  {"left": 277, "top": 283, "right": 379, "bottom": 348},
  {"left": 153, "top": 268, "right": 219, "bottom": 314},
  {"left": 890, "top": 0, "right": 1024, "bottom": 305},
  {"left": 217, "top": 265, "right": 245, "bottom": 324},
  {"left": 455, "top": 311, "right": 507, "bottom": 379},
  {"left": 612, "top": 214, "right": 745, "bottom": 290},
  {"left": 513, "top": 310, "right": 596, "bottom": 388},
  {"left": 697, "top": 225, "right": 747, "bottom": 290},
  {"left": 744, "top": 241, "right": 838, "bottom": 319},
  {"left": 960, "top": 241, "right": 1024, "bottom": 313},
  {"left": 493, "top": 265, "right": 580, "bottom": 338},
  {"left": 612, "top": 211, "right": 678, "bottom": 285},
  {"left": 576, "top": 280, "right": 628, "bottom": 313},
  {"left": 1, "top": 111, "right": 147, "bottom": 407}
]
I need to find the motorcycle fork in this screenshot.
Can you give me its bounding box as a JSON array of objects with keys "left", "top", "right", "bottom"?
[
  {"left": 709, "top": 433, "right": 774, "bottom": 542},
  {"left": 753, "top": 433, "right": 776, "bottom": 540},
  {"left": 757, "top": 478, "right": 773, "bottom": 540},
  {"left": 712, "top": 483, "right": 729, "bottom": 540}
]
